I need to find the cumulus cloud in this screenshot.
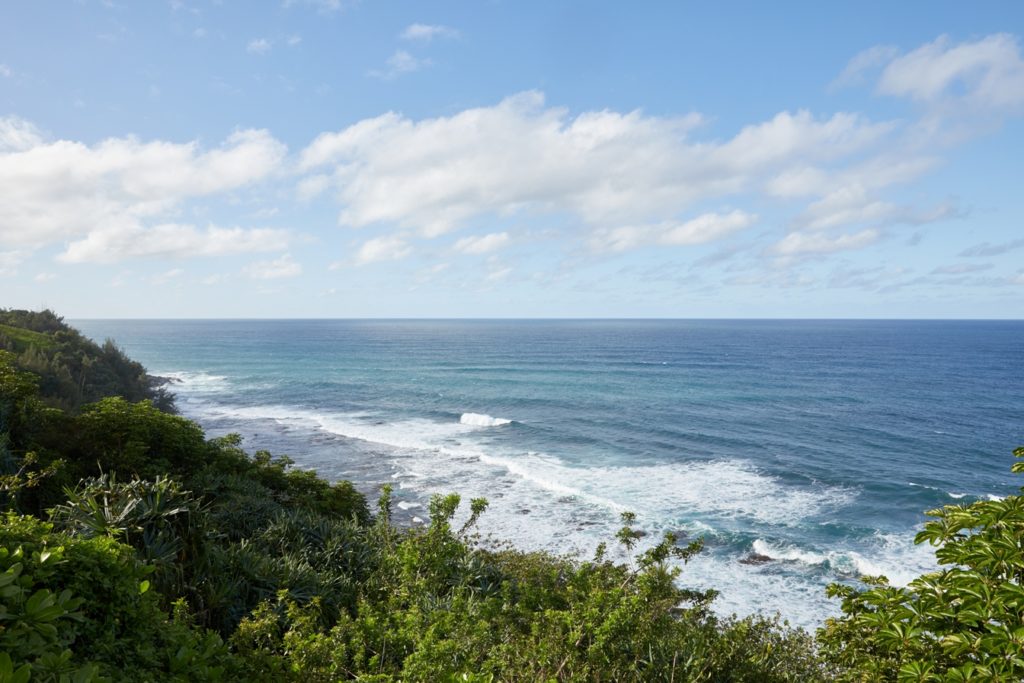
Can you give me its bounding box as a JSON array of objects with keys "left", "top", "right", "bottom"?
[
  {"left": 590, "top": 211, "right": 757, "bottom": 252},
  {"left": 151, "top": 268, "right": 184, "bottom": 284},
  {"left": 247, "top": 38, "right": 272, "bottom": 54},
  {"left": 877, "top": 34, "right": 1024, "bottom": 110},
  {"left": 831, "top": 45, "right": 900, "bottom": 90},
  {"left": 243, "top": 253, "right": 302, "bottom": 279},
  {"left": 299, "top": 91, "right": 889, "bottom": 241},
  {"left": 0, "top": 116, "right": 44, "bottom": 152},
  {"left": 400, "top": 23, "right": 459, "bottom": 41},
  {"left": 369, "top": 50, "right": 431, "bottom": 79},
  {"left": 353, "top": 235, "right": 412, "bottom": 264},
  {"left": 58, "top": 224, "right": 290, "bottom": 263},
  {"left": 795, "top": 187, "right": 957, "bottom": 232},
  {"left": 283, "top": 0, "right": 350, "bottom": 13},
  {"left": 0, "top": 123, "right": 287, "bottom": 257},
  {"left": 772, "top": 229, "right": 881, "bottom": 256},
  {"left": 33, "top": 272, "right": 56, "bottom": 283},
  {"left": 0, "top": 250, "right": 24, "bottom": 276},
  {"left": 453, "top": 232, "right": 510, "bottom": 254}
]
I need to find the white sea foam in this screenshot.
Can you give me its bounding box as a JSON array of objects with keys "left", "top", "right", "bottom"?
[
  {"left": 749, "top": 536, "right": 937, "bottom": 587},
  {"left": 189, "top": 401, "right": 854, "bottom": 528},
  {"left": 751, "top": 539, "right": 826, "bottom": 566},
  {"left": 159, "top": 370, "right": 229, "bottom": 393},
  {"left": 460, "top": 412, "right": 513, "bottom": 427},
  {"left": 174, "top": 399, "right": 933, "bottom": 629}
]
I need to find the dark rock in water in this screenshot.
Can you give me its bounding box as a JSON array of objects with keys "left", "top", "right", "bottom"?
[
  {"left": 739, "top": 553, "right": 774, "bottom": 565},
  {"left": 516, "top": 508, "right": 531, "bottom": 515},
  {"left": 632, "top": 530, "right": 648, "bottom": 538},
  {"left": 150, "top": 375, "right": 182, "bottom": 386}
]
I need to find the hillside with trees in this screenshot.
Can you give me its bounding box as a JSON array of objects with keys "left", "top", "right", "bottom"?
[{"left": 1, "top": 310, "right": 1021, "bottom": 681}]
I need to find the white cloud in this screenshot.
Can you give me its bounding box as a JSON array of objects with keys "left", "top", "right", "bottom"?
[
  {"left": 765, "top": 156, "right": 938, "bottom": 200},
  {"left": 959, "top": 238, "right": 1024, "bottom": 257},
  {"left": 591, "top": 211, "right": 757, "bottom": 252},
  {"left": 400, "top": 23, "right": 459, "bottom": 41},
  {"left": 370, "top": 50, "right": 431, "bottom": 79},
  {"left": 192, "top": 27, "right": 207, "bottom": 39},
  {"left": 797, "top": 187, "right": 898, "bottom": 231},
  {"left": 0, "top": 124, "right": 287, "bottom": 253},
  {"left": 772, "top": 229, "right": 881, "bottom": 256},
  {"left": 287, "top": 34, "right": 302, "bottom": 46},
  {"left": 34, "top": 272, "right": 56, "bottom": 283},
  {"left": 0, "top": 250, "right": 24, "bottom": 276},
  {"left": 796, "top": 188, "right": 957, "bottom": 232},
  {"left": 297, "top": 173, "right": 331, "bottom": 200},
  {"left": 299, "top": 92, "right": 888, "bottom": 241},
  {"left": 151, "top": 267, "right": 184, "bottom": 284},
  {"left": 453, "top": 231, "right": 510, "bottom": 254},
  {"left": 353, "top": 235, "right": 411, "bottom": 264},
  {"left": 243, "top": 253, "right": 302, "bottom": 279},
  {"left": 58, "top": 224, "right": 290, "bottom": 263},
  {"left": 247, "top": 38, "right": 272, "bottom": 54},
  {"left": 283, "top": 0, "right": 349, "bottom": 13},
  {"left": 0, "top": 64, "right": 11, "bottom": 78},
  {"left": 876, "top": 34, "right": 1024, "bottom": 111},
  {"left": 485, "top": 266, "right": 512, "bottom": 283},
  {"left": 201, "top": 273, "right": 227, "bottom": 285},
  {"left": 831, "top": 45, "right": 900, "bottom": 90},
  {"left": 0, "top": 116, "right": 44, "bottom": 152}
]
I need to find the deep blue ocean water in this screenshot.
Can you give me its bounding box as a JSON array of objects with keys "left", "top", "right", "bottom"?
[{"left": 70, "top": 319, "right": 1024, "bottom": 628}]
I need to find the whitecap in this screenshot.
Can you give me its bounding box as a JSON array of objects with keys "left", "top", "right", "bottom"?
[
  {"left": 460, "top": 412, "right": 513, "bottom": 427},
  {"left": 751, "top": 539, "right": 825, "bottom": 565},
  {"left": 157, "top": 370, "right": 229, "bottom": 393}
]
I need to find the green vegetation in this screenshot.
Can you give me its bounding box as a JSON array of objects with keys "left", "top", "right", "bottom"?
[
  {"left": 818, "top": 450, "right": 1024, "bottom": 681},
  {"left": 0, "top": 309, "right": 1021, "bottom": 681},
  {"left": 0, "top": 309, "right": 173, "bottom": 414}
]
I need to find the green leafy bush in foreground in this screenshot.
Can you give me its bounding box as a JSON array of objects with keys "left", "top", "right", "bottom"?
[
  {"left": 0, "top": 514, "right": 230, "bottom": 682},
  {"left": 818, "top": 446, "right": 1024, "bottom": 682}
]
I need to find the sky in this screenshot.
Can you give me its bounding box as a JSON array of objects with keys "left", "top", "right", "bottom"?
[{"left": 1, "top": 1, "right": 1023, "bottom": 318}]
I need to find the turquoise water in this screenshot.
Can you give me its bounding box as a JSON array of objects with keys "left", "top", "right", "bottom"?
[{"left": 71, "top": 319, "right": 1024, "bottom": 628}]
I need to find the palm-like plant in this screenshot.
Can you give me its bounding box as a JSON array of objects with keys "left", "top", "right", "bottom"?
[{"left": 49, "top": 475, "right": 214, "bottom": 599}]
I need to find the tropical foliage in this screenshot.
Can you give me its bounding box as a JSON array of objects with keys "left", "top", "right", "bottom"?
[{"left": 818, "top": 446, "right": 1024, "bottom": 681}]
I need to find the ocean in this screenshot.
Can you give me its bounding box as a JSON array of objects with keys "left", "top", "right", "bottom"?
[{"left": 70, "top": 319, "right": 1024, "bottom": 629}]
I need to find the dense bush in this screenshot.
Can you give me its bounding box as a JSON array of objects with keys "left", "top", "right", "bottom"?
[
  {"left": 0, "top": 514, "right": 230, "bottom": 681},
  {"left": 818, "top": 446, "right": 1024, "bottom": 681}
]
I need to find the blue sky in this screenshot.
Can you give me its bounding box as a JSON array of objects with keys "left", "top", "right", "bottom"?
[{"left": 1, "top": 1, "right": 1023, "bottom": 318}]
